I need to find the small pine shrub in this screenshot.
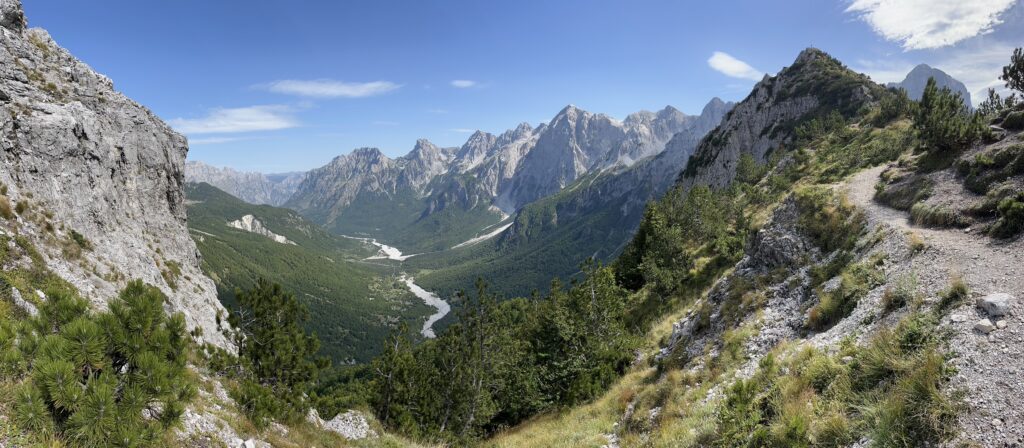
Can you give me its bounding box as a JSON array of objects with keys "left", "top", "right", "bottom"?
[
  {"left": 15, "top": 199, "right": 28, "bottom": 215},
  {"left": 4, "top": 281, "right": 194, "bottom": 445},
  {"left": 991, "top": 192, "right": 1024, "bottom": 238},
  {"left": 1003, "top": 111, "right": 1024, "bottom": 130},
  {"left": 914, "top": 77, "right": 986, "bottom": 154}
]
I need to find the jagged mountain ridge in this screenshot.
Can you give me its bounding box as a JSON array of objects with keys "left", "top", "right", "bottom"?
[
  {"left": 889, "top": 63, "right": 973, "bottom": 106},
  {"left": 185, "top": 160, "right": 305, "bottom": 206},
  {"left": 408, "top": 98, "right": 734, "bottom": 297},
  {"left": 286, "top": 98, "right": 732, "bottom": 251},
  {"left": 0, "top": 1, "right": 230, "bottom": 348}
]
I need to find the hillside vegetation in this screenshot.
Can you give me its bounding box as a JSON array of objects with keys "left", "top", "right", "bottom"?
[{"left": 185, "top": 183, "right": 431, "bottom": 363}]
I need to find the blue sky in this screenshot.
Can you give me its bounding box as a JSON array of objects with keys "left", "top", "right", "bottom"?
[{"left": 24, "top": 0, "right": 1024, "bottom": 172}]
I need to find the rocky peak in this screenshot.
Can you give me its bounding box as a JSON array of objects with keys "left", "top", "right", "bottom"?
[
  {"left": 0, "top": 0, "right": 25, "bottom": 33},
  {"left": 793, "top": 47, "right": 829, "bottom": 66},
  {"left": 454, "top": 130, "right": 497, "bottom": 172},
  {"left": 889, "top": 63, "right": 972, "bottom": 106},
  {"left": 680, "top": 48, "right": 884, "bottom": 190}
]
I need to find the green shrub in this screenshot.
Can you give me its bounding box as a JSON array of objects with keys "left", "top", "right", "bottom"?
[
  {"left": 1003, "top": 111, "right": 1024, "bottom": 130},
  {"left": 991, "top": 192, "right": 1024, "bottom": 238},
  {"left": 914, "top": 77, "right": 985, "bottom": 154},
  {"left": 807, "top": 259, "right": 883, "bottom": 331},
  {"left": 5, "top": 281, "right": 194, "bottom": 445},
  {"left": 15, "top": 200, "right": 28, "bottom": 215},
  {"left": 69, "top": 230, "right": 92, "bottom": 250},
  {"left": 222, "top": 280, "right": 326, "bottom": 427},
  {"left": 874, "top": 88, "right": 914, "bottom": 126},
  {"left": 795, "top": 187, "right": 866, "bottom": 253},
  {"left": 712, "top": 313, "right": 959, "bottom": 447}
]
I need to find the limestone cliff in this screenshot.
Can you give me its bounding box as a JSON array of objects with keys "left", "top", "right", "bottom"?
[{"left": 0, "top": 0, "right": 231, "bottom": 349}]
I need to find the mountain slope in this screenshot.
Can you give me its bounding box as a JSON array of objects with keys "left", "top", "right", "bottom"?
[
  {"left": 185, "top": 160, "right": 305, "bottom": 206},
  {"left": 286, "top": 101, "right": 725, "bottom": 254},
  {"left": 186, "top": 182, "right": 431, "bottom": 363},
  {"left": 681, "top": 48, "right": 886, "bottom": 190},
  {"left": 486, "top": 48, "right": 992, "bottom": 448},
  {"left": 0, "top": 9, "right": 229, "bottom": 348},
  {"left": 409, "top": 99, "right": 733, "bottom": 297},
  {"left": 889, "top": 63, "right": 972, "bottom": 106}
]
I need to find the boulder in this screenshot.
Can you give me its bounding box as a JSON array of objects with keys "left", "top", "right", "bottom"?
[
  {"left": 977, "top": 293, "right": 1014, "bottom": 317},
  {"left": 322, "top": 410, "right": 375, "bottom": 440}
]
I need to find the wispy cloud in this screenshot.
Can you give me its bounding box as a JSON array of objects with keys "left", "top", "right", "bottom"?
[
  {"left": 707, "top": 52, "right": 764, "bottom": 81},
  {"left": 846, "top": 0, "right": 1016, "bottom": 50},
  {"left": 188, "top": 136, "right": 252, "bottom": 145},
  {"left": 169, "top": 105, "right": 298, "bottom": 134},
  {"left": 450, "top": 80, "right": 478, "bottom": 88},
  {"left": 259, "top": 79, "right": 401, "bottom": 98}
]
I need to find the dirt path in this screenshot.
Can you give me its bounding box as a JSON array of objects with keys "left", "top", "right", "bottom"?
[{"left": 846, "top": 166, "right": 1024, "bottom": 447}]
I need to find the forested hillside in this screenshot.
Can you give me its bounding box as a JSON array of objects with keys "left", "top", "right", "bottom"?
[{"left": 186, "top": 183, "right": 431, "bottom": 363}]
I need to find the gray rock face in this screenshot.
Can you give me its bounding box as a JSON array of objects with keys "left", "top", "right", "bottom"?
[
  {"left": 497, "top": 103, "right": 695, "bottom": 210},
  {"left": 889, "top": 63, "right": 972, "bottom": 107},
  {"left": 226, "top": 214, "right": 295, "bottom": 245},
  {"left": 0, "top": 5, "right": 231, "bottom": 349},
  {"left": 680, "top": 48, "right": 883, "bottom": 191},
  {"left": 185, "top": 160, "right": 304, "bottom": 206}
]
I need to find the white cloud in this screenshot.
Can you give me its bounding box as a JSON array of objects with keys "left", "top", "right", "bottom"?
[
  {"left": 260, "top": 79, "right": 401, "bottom": 98},
  {"left": 707, "top": 52, "right": 764, "bottom": 81},
  {"left": 846, "top": 0, "right": 1016, "bottom": 50},
  {"left": 169, "top": 106, "right": 298, "bottom": 134},
  {"left": 450, "top": 80, "right": 477, "bottom": 88},
  {"left": 188, "top": 136, "right": 249, "bottom": 145}
]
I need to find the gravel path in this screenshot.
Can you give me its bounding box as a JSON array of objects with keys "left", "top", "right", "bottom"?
[{"left": 846, "top": 166, "right": 1024, "bottom": 447}]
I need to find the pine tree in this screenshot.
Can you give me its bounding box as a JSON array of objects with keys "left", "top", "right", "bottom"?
[{"left": 1001, "top": 47, "right": 1024, "bottom": 94}]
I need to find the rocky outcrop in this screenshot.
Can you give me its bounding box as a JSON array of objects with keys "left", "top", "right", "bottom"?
[
  {"left": 889, "top": 63, "right": 972, "bottom": 106},
  {"left": 185, "top": 160, "right": 304, "bottom": 206},
  {"left": 680, "top": 48, "right": 884, "bottom": 190},
  {"left": 306, "top": 409, "right": 376, "bottom": 440},
  {"left": 0, "top": 0, "right": 230, "bottom": 348},
  {"left": 227, "top": 214, "right": 296, "bottom": 245}
]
